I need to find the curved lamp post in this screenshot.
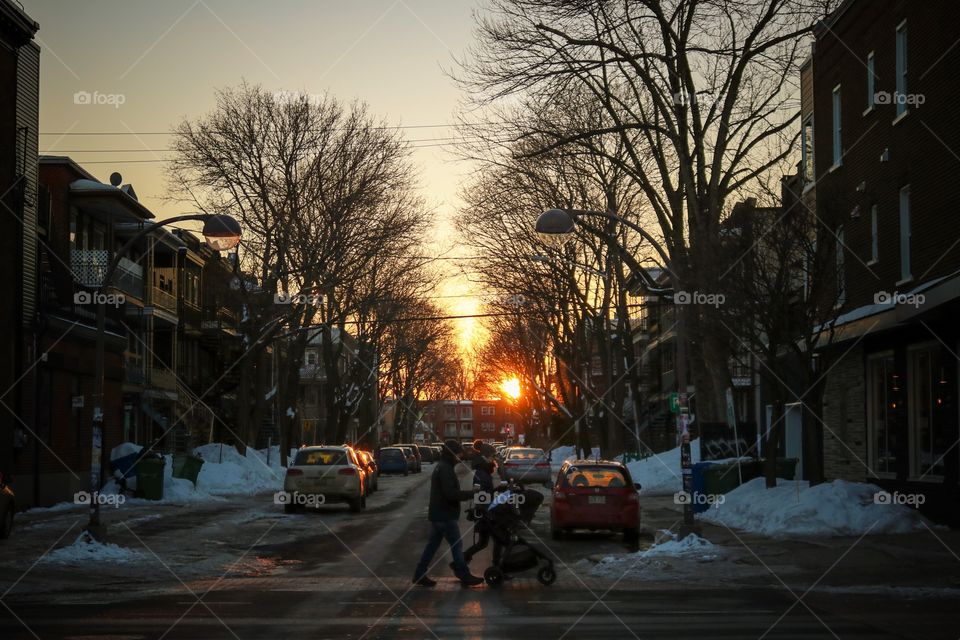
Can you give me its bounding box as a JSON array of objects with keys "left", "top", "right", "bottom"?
[
  {"left": 535, "top": 208, "right": 698, "bottom": 535},
  {"left": 87, "top": 213, "right": 241, "bottom": 538}
]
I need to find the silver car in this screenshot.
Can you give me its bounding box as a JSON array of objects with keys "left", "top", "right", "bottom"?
[{"left": 500, "top": 447, "right": 552, "bottom": 485}]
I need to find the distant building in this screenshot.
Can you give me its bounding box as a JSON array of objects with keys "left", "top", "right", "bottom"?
[{"left": 421, "top": 399, "right": 521, "bottom": 443}]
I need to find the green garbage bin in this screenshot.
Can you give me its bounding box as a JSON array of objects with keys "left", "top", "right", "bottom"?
[
  {"left": 172, "top": 454, "right": 204, "bottom": 486},
  {"left": 136, "top": 457, "right": 165, "bottom": 500},
  {"left": 702, "top": 462, "right": 746, "bottom": 496}
]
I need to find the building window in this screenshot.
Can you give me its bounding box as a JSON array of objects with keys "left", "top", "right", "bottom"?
[
  {"left": 305, "top": 386, "right": 319, "bottom": 407},
  {"left": 305, "top": 350, "right": 317, "bottom": 365},
  {"left": 868, "top": 354, "right": 900, "bottom": 476},
  {"left": 836, "top": 226, "right": 846, "bottom": 305},
  {"left": 831, "top": 85, "right": 843, "bottom": 166},
  {"left": 896, "top": 21, "right": 908, "bottom": 117},
  {"left": 445, "top": 406, "right": 456, "bottom": 418},
  {"left": 909, "top": 346, "right": 953, "bottom": 478},
  {"left": 460, "top": 422, "right": 473, "bottom": 437},
  {"left": 460, "top": 406, "right": 472, "bottom": 419},
  {"left": 801, "top": 116, "right": 814, "bottom": 182},
  {"left": 866, "top": 51, "right": 876, "bottom": 110},
  {"left": 481, "top": 406, "right": 495, "bottom": 416},
  {"left": 899, "top": 185, "right": 911, "bottom": 281},
  {"left": 870, "top": 205, "right": 879, "bottom": 263}
]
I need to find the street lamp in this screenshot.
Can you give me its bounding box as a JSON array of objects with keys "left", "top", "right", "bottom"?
[
  {"left": 535, "top": 207, "right": 698, "bottom": 536},
  {"left": 86, "top": 213, "right": 241, "bottom": 539}
]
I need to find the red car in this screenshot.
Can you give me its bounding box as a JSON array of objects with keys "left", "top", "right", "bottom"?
[{"left": 550, "top": 460, "right": 641, "bottom": 543}]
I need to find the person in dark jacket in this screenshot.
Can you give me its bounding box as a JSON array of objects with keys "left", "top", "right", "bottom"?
[
  {"left": 463, "top": 456, "right": 504, "bottom": 567},
  {"left": 412, "top": 439, "right": 484, "bottom": 587}
]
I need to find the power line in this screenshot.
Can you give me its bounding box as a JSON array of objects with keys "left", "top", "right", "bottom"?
[{"left": 39, "top": 122, "right": 507, "bottom": 136}]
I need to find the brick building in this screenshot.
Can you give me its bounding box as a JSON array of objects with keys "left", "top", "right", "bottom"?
[
  {"left": 421, "top": 399, "right": 522, "bottom": 443},
  {"left": 811, "top": 0, "right": 960, "bottom": 522}
]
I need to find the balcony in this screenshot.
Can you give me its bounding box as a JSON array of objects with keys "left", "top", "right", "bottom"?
[
  {"left": 70, "top": 250, "right": 144, "bottom": 299},
  {"left": 149, "top": 367, "right": 178, "bottom": 391},
  {"left": 152, "top": 267, "right": 177, "bottom": 313},
  {"left": 202, "top": 306, "right": 239, "bottom": 333}
]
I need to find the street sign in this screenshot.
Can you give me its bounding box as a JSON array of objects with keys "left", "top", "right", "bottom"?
[{"left": 668, "top": 392, "right": 679, "bottom": 413}]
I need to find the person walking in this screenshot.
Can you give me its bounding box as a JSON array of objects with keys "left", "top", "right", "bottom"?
[{"left": 412, "top": 439, "right": 484, "bottom": 587}]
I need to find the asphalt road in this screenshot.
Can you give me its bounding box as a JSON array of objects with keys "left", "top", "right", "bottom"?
[{"left": 0, "top": 464, "right": 956, "bottom": 639}]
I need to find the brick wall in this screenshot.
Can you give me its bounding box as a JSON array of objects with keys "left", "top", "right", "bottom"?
[{"left": 821, "top": 345, "right": 867, "bottom": 481}]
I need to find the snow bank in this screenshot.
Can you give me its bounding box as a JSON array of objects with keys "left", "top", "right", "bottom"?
[
  {"left": 700, "top": 477, "right": 931, "bottom": 537},
  {"left": 625, "top": 439, "right": 700, "bottom": 494},
  {"left": 548, "top": 445, "right": 601, "bottom": 464},
  {"left": 40, "top": 532, "right": 149, "bottom": 565},
  {"left": 193, "top": 444, "right": 284, "bottom": 496},
  {"left": 587, "top": 532, "right": 722, "bottom": 578}
]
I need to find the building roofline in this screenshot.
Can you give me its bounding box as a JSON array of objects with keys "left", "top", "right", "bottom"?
[{"left": 0, "top": 0, "right": 39, "bottom": 43}]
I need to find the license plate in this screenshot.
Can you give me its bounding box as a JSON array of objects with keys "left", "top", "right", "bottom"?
[{"left": 588, "top": 495, "right": 606, "bottom": 504}]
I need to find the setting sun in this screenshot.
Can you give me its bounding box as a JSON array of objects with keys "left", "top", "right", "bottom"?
[{"left": 501, "top": 376, "right": 522, "bottom": 400}]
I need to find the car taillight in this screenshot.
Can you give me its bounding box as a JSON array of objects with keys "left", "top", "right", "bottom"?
[
  {"left": 338, "top": 468, "right": 356, "bottom": 476},
  {"left": 504, "top": 462, "right": 518, "bottom": 468},
  {"left": 286, "top": 468, "right": 303, "bottom": 477}
]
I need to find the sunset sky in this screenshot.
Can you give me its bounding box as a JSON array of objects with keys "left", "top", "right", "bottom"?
[{"left": 24, "top": 0, "right": 487, "bottom": 352}]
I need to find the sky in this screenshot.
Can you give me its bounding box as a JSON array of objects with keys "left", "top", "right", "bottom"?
[{"left": 23, "top": 0, "right": 488, "bottom": 351}]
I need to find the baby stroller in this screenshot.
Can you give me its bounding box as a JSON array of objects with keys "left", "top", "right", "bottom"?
[{"left": 473, "top": 480, "right": 556, "bottom": 586}]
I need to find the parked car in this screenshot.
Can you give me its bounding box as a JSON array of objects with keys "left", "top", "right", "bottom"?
[
  {"left": 396, "top": 444, "right": 422, "bottom": 472},
  {"left": 418, "top": 444, "right": 435, "bottom": 463},
  {"left": 500, "top": 447, "right": 552, "bottom": 485},
  {"left": 550, "top": 460, "right": 641, "bottom": 543},
  {"left": 396, "top": 445, "right": 419, "bottom": 473},
  {"left": 283, "top": 446, "right": 366, "bottom": 513},
  {"left": 378, "top": 447, "right": 409, "bottom": 475},
  {"left": 356, "top": 450, "right": 378, "bottom": 493},
  {"left": 0, "top": 472, "right": 14, "bottom": 539}
]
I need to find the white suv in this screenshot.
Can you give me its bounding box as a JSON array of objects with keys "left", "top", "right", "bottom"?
[{"left": 282, "top": 446, "right": 366, "bottom": 513}]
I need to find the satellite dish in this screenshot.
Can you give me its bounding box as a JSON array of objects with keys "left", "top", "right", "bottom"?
[{"left": 109, "top": 172, "right": 123, "bottom": 186}]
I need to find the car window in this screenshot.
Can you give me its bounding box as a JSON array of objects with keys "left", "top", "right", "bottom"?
[
  {"left": 507, "top": 449, "right": 544, "bottom": 461},
  {"left": 380, "top": 449, "right": 404, "bottom": 460},
  {"left": 295, "top": 449, "right": 348, "bottom": 466},
  {"left": 562, "top": 466, "right": 627, "bottom": 488}
]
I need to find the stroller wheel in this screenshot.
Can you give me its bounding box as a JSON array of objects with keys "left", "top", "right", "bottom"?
[
  {"left": 483, "top": 567, "right": 505, "bottom": 587},
  {"left": 536, "top": 565, "right": 557, "bottom": 586}
]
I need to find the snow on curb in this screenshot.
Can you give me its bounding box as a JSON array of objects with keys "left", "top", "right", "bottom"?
[
  {"left": 548, "top": 445, "right": 601, "bottom": 465},
  {"left": 39, "top": 532, "right": 150, "bottom": 565},
  {"left": 624, "top": 439, "right": 700, "bottom": 494},
  {"left": 586, "top": 532, "right": 722, "bottom": 579},
  {"left": 700, "top": 477, "right": 931, "bottom": 537}
]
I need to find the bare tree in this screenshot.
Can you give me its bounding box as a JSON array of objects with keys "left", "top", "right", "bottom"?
[{"left": 458, "top": 0, "right": 837, "bottom": 422}]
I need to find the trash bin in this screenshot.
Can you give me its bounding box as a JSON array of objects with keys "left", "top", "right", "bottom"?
[
  {"left": 136, "top": 456, "right": 165, "bottom": 500},
  {"left": 690, "top": 461, "right": 714, "bottom": 514},
  {"left": 172, "top": 454, "right": 204, "bottom": 486},
  {"left": 111, "top": 451, "right": 141, "bottom": 481}
]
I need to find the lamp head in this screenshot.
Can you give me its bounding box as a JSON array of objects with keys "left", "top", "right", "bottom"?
[{"left": 202, "top": 214, "right": 242, "bottom": 251}]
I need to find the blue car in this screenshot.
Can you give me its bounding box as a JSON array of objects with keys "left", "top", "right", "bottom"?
[{"left": 378, "top": 447, "right": 409, "bottom": 475}]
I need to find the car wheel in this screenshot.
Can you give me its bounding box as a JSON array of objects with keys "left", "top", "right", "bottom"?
[
  {"left": 623, "top": 527, "right": 640, "bottom": 545},
  {"left": 349, "top": 495, "right": 363, "bottom": 512},
  {"left": 0, "top": 508, "right": 12, "bottom": 539}
]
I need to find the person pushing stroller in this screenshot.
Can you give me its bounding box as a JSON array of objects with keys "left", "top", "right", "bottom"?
[{"left": 463, "top": 456, "right": 505, "bottom": 572}]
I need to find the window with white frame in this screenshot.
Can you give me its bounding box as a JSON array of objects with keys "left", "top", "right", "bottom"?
[
  {"left": 867, "top": 353, "right": 899, "bottom": 476},
  {"left": 801, "top": 115, "right": 814, "bottom": 182},
  {"left": 460, "top": 406, "right": 473, "bottom": 419},
  {"left": 896, "top": 21, "right": 908, "bottom": 117},
  {"left": 899, "top": 185, "right": 911, "bottom": 281},
  {"left": 481, "top": 406, "right": 495, "bottom": 416},
  {"left": 866, "top": 51, "right": 876, "bottom": 110},
  {"left": 832, "top": 85, "right": 843, "bottom": 166},
  {"left": 836, "top": 225, "right": 846, "bottom": 305},
  {"left": 909, "top": 345, "right": 952, "bottom": 478}
]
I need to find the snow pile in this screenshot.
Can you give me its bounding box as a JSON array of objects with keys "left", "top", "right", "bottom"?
[
  {"left": 193, "top": 444, "right": 284, "bottom": 496},
  {"left": 625, "top": 439, "right": 700, "bottom": 494},
  {"left": 641, "top": 532, "right": 720, "bottom": 559},
  {"left": 586, "top": 532, "right": 722, "bottom": 579},
  {"left": 548, "top": 445, "right": 601, "bottom": 464},
  {"left": 40, "top": 532, "right": 148, "bottom": 565},
  {"left": 700, "top": 477, "right": 931, "bottom": 537}
]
